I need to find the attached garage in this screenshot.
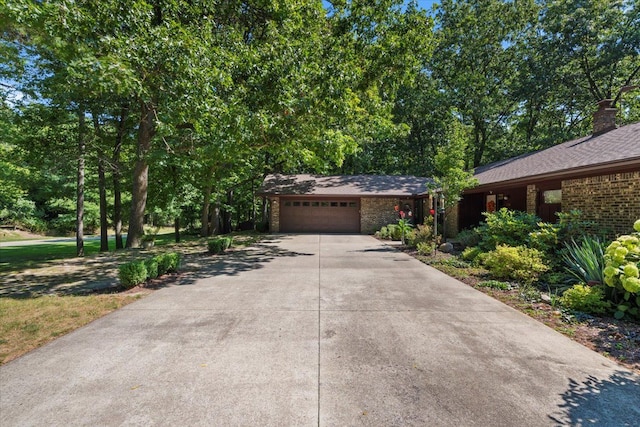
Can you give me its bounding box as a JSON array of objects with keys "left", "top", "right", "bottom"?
[
  {"left": 259, "top": 174, "right": 433, "bottom": 234},
  {"left": 279, "top": 198, "right": 360, "bottom": 233}
]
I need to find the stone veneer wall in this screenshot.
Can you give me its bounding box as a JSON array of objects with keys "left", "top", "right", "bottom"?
[
  {"left": 360, "top": 197, "right": 399, "bottom": 234},
  {"left": 269, "top": 197, "right": 280, "bottom": 233},
  {"left": 562, "top": 171, "right": 640, "bottom": 235},
  {"left": 526, "top": 184, "right": 537, "bottom": 214}
]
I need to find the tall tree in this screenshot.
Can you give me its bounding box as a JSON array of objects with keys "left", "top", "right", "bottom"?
[{"left": 431, "top": 0, "right": 537, "bottom": 167}]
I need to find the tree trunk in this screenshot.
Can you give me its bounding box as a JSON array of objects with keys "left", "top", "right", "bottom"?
[
  {"left": 222, "top": 190, "right": 233, "bottom": 234},
  {"left": 174, "top": 217, "right": 180, "bottom": 243},
  {"left": 113, "top": 105, "right": 127, "bottom": 250},
  {"left": 211, "top": 201, "right": 220, "bottom": 236},
  {"left": 76, "top": 110, "right": 86, "bottom": 257},
  {"left": 201, "top": 184, "right": 211, "bottom": 237},
  {"left": 98, "top": 151, "right": 109, "bottom": 252},
  {"left": 126, "top": 101, "right": 155, "bottom": 248}
]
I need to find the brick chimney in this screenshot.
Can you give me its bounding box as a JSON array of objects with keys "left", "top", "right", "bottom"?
[{"left": 593, "top": 99, "right": 617, "bottom": 135}]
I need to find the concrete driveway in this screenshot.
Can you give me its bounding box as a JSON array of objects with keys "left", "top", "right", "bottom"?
[{"left": 1, "top": 234, "right": 638, "bottom": 426}]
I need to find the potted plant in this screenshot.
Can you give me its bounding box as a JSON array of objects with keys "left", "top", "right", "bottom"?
[{"left": 141, "top": 234, "right": 155, "bottom": 249}]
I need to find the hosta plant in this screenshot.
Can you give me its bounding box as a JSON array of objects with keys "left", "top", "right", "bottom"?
[{"left": 602, "top": 219, "right": 640, "bottom": 319}]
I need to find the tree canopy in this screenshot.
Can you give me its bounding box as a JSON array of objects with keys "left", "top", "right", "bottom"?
[{"left": 1, "top": 0, "right": 638, "bottom": 245}]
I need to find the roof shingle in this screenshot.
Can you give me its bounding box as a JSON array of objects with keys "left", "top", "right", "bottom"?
[
  {"left": 474, "top": 122, "right": 640, "bottom": 186},
  {"left": 259, "top": 174, "right": 433, "bottom": 197}
]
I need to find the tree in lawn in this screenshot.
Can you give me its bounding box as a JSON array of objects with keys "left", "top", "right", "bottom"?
[{"left": 2, "top": 0, "right": 142, "bottom": 253}]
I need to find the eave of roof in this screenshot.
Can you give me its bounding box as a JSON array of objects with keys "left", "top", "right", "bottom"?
[
  {"left": 258, "top": 174, "right": 435, "bottom": 197},
  {"left": 471, "top": 122, "right": 640, "bottom": 188}
]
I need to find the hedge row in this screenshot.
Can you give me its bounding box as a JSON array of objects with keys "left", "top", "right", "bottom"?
[{"left": 118, "top": 252, "right": 182, "bottom": 289}]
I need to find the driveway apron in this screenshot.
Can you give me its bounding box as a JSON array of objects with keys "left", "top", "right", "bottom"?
[{"left": 1, "top": 234, "right": 639, "bottom": 426}]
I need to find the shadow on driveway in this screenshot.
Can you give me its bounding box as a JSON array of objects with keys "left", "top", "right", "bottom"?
[{"left": 549, "top": 370, "right": 640, "bottom": 425}]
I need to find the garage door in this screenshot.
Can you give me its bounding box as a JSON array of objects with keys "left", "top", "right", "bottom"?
[{"left": 279, "top": 199, "right": 360, "bottom": 233}]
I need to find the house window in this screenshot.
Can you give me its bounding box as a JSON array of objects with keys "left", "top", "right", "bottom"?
[
  {"left": 321, "top": 201, "right": 329, "bottom": 207},
  {"left": 340, "top": 202, "right": 347, "bottom": 207},
  {"left": 348, "top": 202, "right": 357, "bottom": 208},
  {"left": 330, "top": 202, "right": 338, "bottom": 207},
  {"left": 311, "top": 201, "right": 319, "bottom": 207},
  {"left": 543, "top": 190, "right": 562, "bottom": 204},
  {"left": 293, "top": 201, "right": 301, "bottom": 206},
  {"left": 284, "top": 201, "right": 291, "bottom": 207},
  {"left": 302, "top": 201, "right": 310, "bottom": 206}
]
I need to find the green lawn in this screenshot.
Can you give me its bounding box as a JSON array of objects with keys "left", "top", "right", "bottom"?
[{"left": 0, "top": 234, "right": 179, "bottom": 273}]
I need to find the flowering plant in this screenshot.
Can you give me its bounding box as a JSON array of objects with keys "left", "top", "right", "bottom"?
[{"left": 602, "top": 219, "right": 640, "bottom": 318}]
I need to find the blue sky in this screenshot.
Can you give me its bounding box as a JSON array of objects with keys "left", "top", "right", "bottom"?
[{"left": 416, "top": 0, "right": 440, "bottom": 11}]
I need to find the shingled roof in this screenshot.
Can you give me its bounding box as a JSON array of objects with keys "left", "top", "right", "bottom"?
[
  {"left": 259, "top": 174, "right": 433, "bottom": 197},
  {"left": 473, "top": 122, "right": 640, "bottom": 186}
]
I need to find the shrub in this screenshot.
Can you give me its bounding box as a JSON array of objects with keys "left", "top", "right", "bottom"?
[
  {"left": 208, "top": 239, "right": 224, "bottom": 254},
  {"left": 560, "top": 284, "right": 610, "bottom": 314},
  {"left": 529, "top": 210, "right": 597, "bottom": 257},
  {"left": 413, "top": 223, "right": 434, "bottom": 245},
  {"left": 461, "top": 246, "right": 482, "bottom": 263},
  {"left": 477, "top": 280, "right": 511, "bottom": 290},
  {"left": 481, "top": 245, "right": 549, "bottom": 285},
  {"left": 387, "top": 224, "right": 402, "bottom": 241},
  {"left": 145, "top": 258, "right": 159, "bottom": 279},
  {"left": 376, "top": 226, "right": 390, "bottom": 240},
  {"left": 561, "top": 236, "right": 605, "bottom": 285},
  {"left": 456, "top": 228, "right": 481, "bottom": 248},
  {"left": 208, "top": 237, "right": 233, "bottom": 254},
  {"left": 603, "top": 221, "right": 640, "bottom": 319},
  {"left": 118, "top": 261, "right": 148, "bottom": 289},
  {"left": 417, "top": 241, "right": 435, "bottom": 256},
  {"left": 477, "top": 208, "right": 540, "bottom": 251},
  {"left": 156, "top": 252, "right": 181, "bottom": 275}
]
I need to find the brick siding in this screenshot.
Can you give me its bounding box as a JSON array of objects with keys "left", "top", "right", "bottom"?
[
  {"left": 360, "top": 197, "right": 399, "bottom": 234},
  {"left": 562, "top": 171, "right": 640, "bottom": 235}
]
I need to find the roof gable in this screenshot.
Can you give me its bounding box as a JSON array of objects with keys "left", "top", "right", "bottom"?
[
  {"left": 474, "top": 122, "right": 640, "bottom": 186},
  {"left": 259, "top": 174, "right": 433, "bottom": 197}
]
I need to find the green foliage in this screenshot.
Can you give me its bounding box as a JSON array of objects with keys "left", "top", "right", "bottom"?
[
  {"left": 529, "top": 210, "right": 597, "bottom": 256},
  {"left": 376, "top": 226, "right": 390, "bottom": 240},
  {"left": 477, "top": 209, "right": 540, "bottom": 251},
  {"left": 118, "top": 261, "right": 147, "bottom": 289},
  {"left": 208, "top": 237, "right": 233, "bottom": 254},
  {"left": 603, "top": 224, "right": 640, "bottom": 319},
  {"left": 561, "top": 236, "right": 605, "bottom": 285},
  {"left": 417, "top": 241, "right": 435, "bottom": 256},
  {"left": 456, "top": 228, "right": 481, "bottom": 248},
  {"left": 482, "top": 245, "right": 549, "bottom": 285},
  {"left": 144, "top": 258, "right": 159, "bottom": 280},
  {"left": 155, "top": 252, "right": 181, "bottom": 275},
  {"left": 560, "top": 285, "right": 610, "bottom": 315},
  {"left": 396, "top": 219, "right": 413, "bottom": 244},
  {"left": 431, "top": 120, "right": 478, "bottom": 208},
  {"left": 389, "top": 225, "right": 402, "bottom": 241},
  {"left": 406, "top": 223, "right": 434, "bottom": 248},
  {"left": 461, "top": 246, "right": 482, "bottom": 263},
  {"left": 477, "top": 280, "right": 511, "bottom": 290}
]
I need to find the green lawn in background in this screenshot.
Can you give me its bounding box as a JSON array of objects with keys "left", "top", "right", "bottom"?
[{"left": 0, "top": 234, "right": 178, "bottom": 273}]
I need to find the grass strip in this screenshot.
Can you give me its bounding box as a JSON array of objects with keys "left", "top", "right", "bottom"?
[{"left": 0, "top": 293, "right": 144, "bottom": 365}]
